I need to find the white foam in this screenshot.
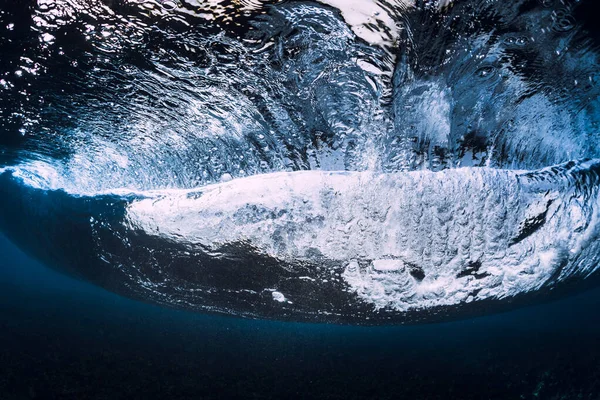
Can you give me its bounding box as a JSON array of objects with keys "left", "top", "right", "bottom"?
[
  {"left": 125, "top": 166, "right": 600, "bottom": 311},
  {"left": 271, "top": 291, "right": 287, "bottom": 302},
  {"left": 317, "top": 0, "right": 409, "bottom": 47},
  {"left": 372, "top": 259, "right": 404, "bottom": 271}
]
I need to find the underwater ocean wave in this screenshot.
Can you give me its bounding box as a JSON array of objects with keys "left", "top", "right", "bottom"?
[{"left": 0, "top": 0, "right": 599, "bottom": 323}]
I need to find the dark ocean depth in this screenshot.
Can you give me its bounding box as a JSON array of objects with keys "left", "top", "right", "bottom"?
[{"left": 1, "top": 232, "right": 599, "bottom": 400}]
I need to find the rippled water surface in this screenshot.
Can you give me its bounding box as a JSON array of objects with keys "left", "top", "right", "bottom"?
[{"left": 3, "top": 0, "right": 598, "bottom": 186}]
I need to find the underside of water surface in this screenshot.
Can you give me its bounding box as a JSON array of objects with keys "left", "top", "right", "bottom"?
[{"left": 0, "top": 0, "right": 599, "bottom": 324}]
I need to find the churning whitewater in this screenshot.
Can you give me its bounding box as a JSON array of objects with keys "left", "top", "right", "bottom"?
[
  {"left": 0, "top": 0, "right": 599, "bottom": 323},
  {"left": 2, "top": 158, "right": 600, "bottom": 323},
  {"left": 127, "top": 161, "right": 600, "bottom": 312}
]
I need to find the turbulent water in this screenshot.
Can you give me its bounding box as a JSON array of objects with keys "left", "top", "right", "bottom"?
[{"left": 0, "top": 0, "right": 599, "bottom": 323}]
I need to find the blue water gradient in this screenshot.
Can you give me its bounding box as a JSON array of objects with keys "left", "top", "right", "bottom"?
[{"left": 1, "top": 233, "right": 599, "bottom": 399}]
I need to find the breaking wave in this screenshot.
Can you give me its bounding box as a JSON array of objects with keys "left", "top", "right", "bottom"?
[{"left": 0, "top": 0, "right": 599, "bottom": 323}]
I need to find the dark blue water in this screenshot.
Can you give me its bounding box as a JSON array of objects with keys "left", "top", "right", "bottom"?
[
  {"left": 2, "top": 0, "right": 600, "bottom": 397},
  {"left": 1, "top": 232, "right": 599, "bottom": 400}
]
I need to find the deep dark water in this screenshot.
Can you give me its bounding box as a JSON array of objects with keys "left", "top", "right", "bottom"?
[{"left": 1, "top": 234, "right": 600, "bottom": 400}]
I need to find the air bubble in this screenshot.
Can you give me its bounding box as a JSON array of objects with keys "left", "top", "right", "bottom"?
[
  {"left": 40, "top": 33, "right": 55, "bottom": 43},
  {"left": 504, "top": 36, "right": 515, "bottom": 45},
  {"left": 160, "top": 1, "right": 178, "bottom": 10},
  {"left": 475, "top": 65, "right": 496, "bottom": 79},
  {"left": 516, "top": 37, "right": 528, "bottom": 46},
  {"left": 551, "top": 10, "right": 575, "bottom": 32}
]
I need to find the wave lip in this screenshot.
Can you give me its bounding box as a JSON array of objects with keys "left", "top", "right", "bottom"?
[{"left": 1, "top": 160, "right": 600, "bottom": 324}]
